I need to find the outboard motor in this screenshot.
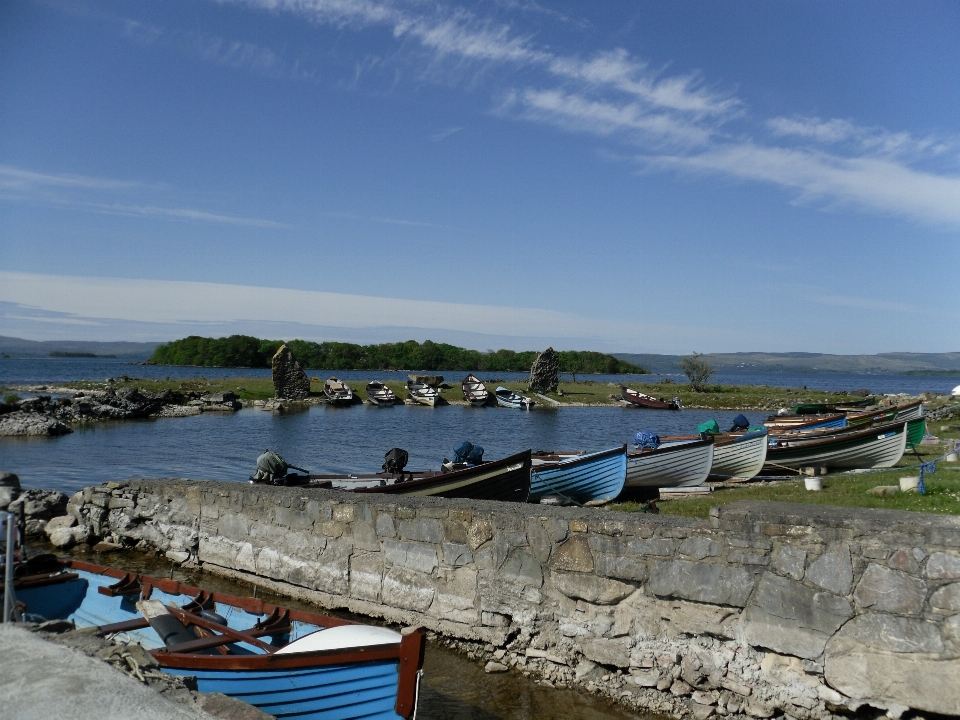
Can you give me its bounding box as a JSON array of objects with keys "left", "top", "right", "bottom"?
[
  {"left": 382, "top": 448, "right": 409, "bottom": 474},
  {"left": 729, "top": 414, "right": 750, "bottom": 432},
  {"left": 634, "top": 430, "right": 660, "bottom": 450},
  {"left": 453, "top": 441, "right": 484, "bottom": 465}
]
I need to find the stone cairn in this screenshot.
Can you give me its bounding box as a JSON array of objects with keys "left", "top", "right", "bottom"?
[
  {"left": 528, "top": 347, "right": 560, "bottom": 393},
  {"left": 271, "top": 344, "right": 310, "bottom": 400}
]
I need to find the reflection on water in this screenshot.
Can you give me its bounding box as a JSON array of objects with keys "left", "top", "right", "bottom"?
[
  {"left": 35, "top": 543, "right": 649, "bottom": 720},
  {"left": 2, "top": 405, "right": 753, "bottom": 493}
]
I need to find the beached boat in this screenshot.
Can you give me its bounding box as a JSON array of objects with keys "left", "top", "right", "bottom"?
[
  {"left": 790, "top": 398, "right": 874, "bottom": 414},
  {"left": 620, "top": 386, "right": 682, "bottom": 410},
  {"left": 366, "top": 381, "right": 397, "bottom": 407},
  {"left": 763, "top": 420, "right": 907, "bottom": 472},
  {"left": 625, "top": 437, "right": 715, "bottom": 489},
  {"left": 764, "top": 413, "right": 847, "bottom": 432},
  {"left": 893, "top": 400, "right": 924, "bottom": 422},
  {"left": 529, "top": 446, "right": 627, "bottom": 504},
  {"left": 905, "top": 417, "right": 927, "bottom": 450},
  {"left": 495, "top": 386, "right": 534, "bottom": 409},
  {"left": 7, "top": 558, "right": 425, "bottom": 720},
  {"left": 406, "top": 381, "right": 439, "bottom": 407},
  {"left": 461, "top": 375, "right": 490, "bottom": 406},
  {"left": 324, "top": 377, "right": 354, "bottom": 406}
]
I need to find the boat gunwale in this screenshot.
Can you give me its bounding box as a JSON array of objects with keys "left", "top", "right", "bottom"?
[
  {"left": 352, "top": 449, "right": 532, "bottom": 494},
  {"left": 532, "top": 445, "right": 626, "bottom": 471}
]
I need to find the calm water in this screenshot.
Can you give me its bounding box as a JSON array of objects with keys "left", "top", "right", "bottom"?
[{"left": 3, "top": 356, "right": 959, "bottom": 395}]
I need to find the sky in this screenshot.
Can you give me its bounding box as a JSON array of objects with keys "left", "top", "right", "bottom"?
[{"left": 1, "top": 0, "right": 959, "bottom": 354}]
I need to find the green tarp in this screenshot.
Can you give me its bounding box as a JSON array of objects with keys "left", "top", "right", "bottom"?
[{"left": 697, "top": 419, "right": 720, "bottom": 435}]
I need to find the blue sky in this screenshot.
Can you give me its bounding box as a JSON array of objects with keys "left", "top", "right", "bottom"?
[{"left": 1, "top": 0, "right": 958, "bottom": 354}]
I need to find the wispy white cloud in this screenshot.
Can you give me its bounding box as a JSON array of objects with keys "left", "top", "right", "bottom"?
[
  {"left": 91, "top": 203, "right": 294, "bottom": 228},
  {"left": 0, "top": 165, "right": 141, "bottom": 192},
  {"left": 430, "top": 126, "right": 463, "bottom": 141}
]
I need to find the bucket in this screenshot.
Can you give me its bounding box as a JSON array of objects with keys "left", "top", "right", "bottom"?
[
  {"left": 899, "top": 476, "right": 921, "bottom": 492},
  {"left": 804, "top": 478, "right": 823, "bottom": 491}
]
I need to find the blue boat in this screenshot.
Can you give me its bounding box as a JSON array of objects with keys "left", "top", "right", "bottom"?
[
  {"left": 529, "top": 445, "right": 627, "bottom": 504},
  {"left": 7, "top": 558, "right": 425, "bottom": 720},
  {"left": 495, "top": 386, "right": 534, "bottom": 409}
]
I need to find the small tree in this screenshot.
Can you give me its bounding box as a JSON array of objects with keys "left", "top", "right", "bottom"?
[{"left": 680, "top": 352, "right": 714, "bottom": 392}]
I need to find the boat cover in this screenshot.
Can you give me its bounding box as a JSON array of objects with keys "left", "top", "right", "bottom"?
[
  {"left": 382, "top": 447, "right": 409, "bottom": 474},
  {"left": 634, "top": 430, "right": 660, "bottom": 449},
  {"left": 253, "top": 449, "right": 289, "bottom": 482},
  {"left": 697, "top": 420, "right": 720, "bottom": 435},
  {"left": 729, "top": 414, "right": 750, "bottom": 432},
  {"left": 453, "top": 441, "right": 484, "bottom": 464}
]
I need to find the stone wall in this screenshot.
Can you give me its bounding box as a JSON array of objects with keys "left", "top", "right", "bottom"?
[{"left": 58, "top": 479, "right": 960, "bottom": 719}]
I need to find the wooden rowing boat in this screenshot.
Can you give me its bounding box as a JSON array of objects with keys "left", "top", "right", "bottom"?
[
  {"left": 7, "top": 559, "right": 425, "bottom": 720},
  {"left": 620, "top": 386, "right": 681, "bottom": 410},
  {"left": 323, "top": 377, "right": 354, "bottom": 406},
  {"left": 662, "top": 430, "right": 769, "bottom": 481},
  {"left": 461, "top": 374, "right": 490, "bottom": 406},
  {"left": 763, "top": 420, "right": 907, "bottom": 471},
  {"left": 529, "top": 446, "right": 627, "bottom": 504},
  {"left": 495, "top": 386, "right": 534, "bottom": 409},
  {"left": 406, "top": 381, "right": 439, "bottom": 407},
  {"left": 366, "top": 381, "right": 397, "bottom": 406},
  {"left": 625, "top": 437, "right": 715, "bottom": 488}
]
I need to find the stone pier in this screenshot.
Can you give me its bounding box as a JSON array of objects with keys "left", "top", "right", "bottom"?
[{"left": 53, "top": 479, "right": 960, "bottom": 719}]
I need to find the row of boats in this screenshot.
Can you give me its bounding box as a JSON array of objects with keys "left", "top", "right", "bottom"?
[
  {"left": 258, "top": 399, "right": 927, "bottom": 507},
  {"left": 325, "top": 375, "right": 536, "bottom": 408}
]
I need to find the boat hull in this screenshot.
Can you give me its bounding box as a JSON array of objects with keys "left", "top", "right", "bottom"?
[
  {"left": 625, "top": 439, "right": 715, "bottom": 488},
  {"left": 905, "top": 417, "right": 926, "bottom": 450},
  {"left": 530, "top": 446, "right": 626, "bottom": 504},
  {"left": 620, "top": 387, "right": 680, "bottom": 410},
  {"left": 764, "top": 421, "right": 907, "bottom": 471},
  {"left": 710, "top": 430, "right": 768, "bottom": 480}
]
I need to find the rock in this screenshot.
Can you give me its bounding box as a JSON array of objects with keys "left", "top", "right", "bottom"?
[
  {"left": 48, "top": 527, "right": 77, "bottom": 549},
  {"left": 528, "top": 347, "right": 560, "bottom": 393},
  {"left": 154, "top": 405, "right": 202, "bottom": 418},
  {"left": 93, "top": 541, "right": 121, "bottom": 553},
  {"left": 408, "top": 374, "right": 443, "bottom": 387},
  {"left": 44, "top": 515, "right": 77, "bottom": 534},
  {"left": 485, "top": 661, "right": 509, "bottom": 673},
  {"left": 772, "top": 545, "right": 806, "bottom": 581},
  {"left": 201, "top": 391, "right": 238, "bottom": 404},
  {"left": 0, "top": 471, "right": 20, "bottom": 488},
  {"left": 831, "top": 613, "right": 942, "bottom": 654},
  {"left": 580, "top": 638, "right": 632, "bottom": 668},
  {"left": 689, "top": 703, "right": 715, "bottom": 720},
  {"left": 927, "top": 552, "right": 960, "bottom": 580},
  {"left": 854, "top": 563, "right": 926, "bottom": 615},
  {"left": 498, "top": 550, "right": 543, "bottom": 587},
  {"left": 693, "top": 689, "right": 720, "bottom": 705},
  {"left": 271, "top": 344, "right": 310, "bottom": 400},
  {"left": 0, "top": 411, "right": 72, "bottom": 436},
  {"left": 743, "top": 699, "right": 774, "bottom": 717},
  {"left": 549, "top": 534, "right": 594, "bottom": 573},
  {"left": 7, "top": 489, "right": 69, "bottom": 531},
  {"left": 867, "top": 485, "right": 900, "bottom": 496},
  {"left": 648, "top": 559, "right": 756, "bottom": 607},
  {"left": 553, "top": 571, "right": 633, "bottom": 604},
  {"left": 930, "top": 583, "right": 960, "bottom": 613},
  {"left": 805, "top": 543, "right": 853, "bottom": 595},
  {"left": 575, "top": 659, "right": 599, "bottom": 680},
  {"left": 670, "top": 679, "right": 693, "bottom": 696},
  {"left": 679, "top": 536, "right": 722, "bottom": 560},
  {"left": 742, "top": 573, "right": 852, "bottom": 659}
]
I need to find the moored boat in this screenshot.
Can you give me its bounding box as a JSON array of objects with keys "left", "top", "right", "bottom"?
[
  {"left": 6, "top": 558, "right": 425, "bottom": 720},
  {"left": 495, "top": 386, "right": 534, "bottom": 409},
  {"left": 620, "top": 386, "right": 681, "bottom": 410},
  {"left": 763, "top": 420, "right": 907, "bottom": 472},
  {"left": 324, "top": 377, "right": 354, "bottom": 406},
  {"left": 406, "top": 381, "right": 439, "bottom": 407},
  {"left": 462, "top": 375, "right": 490, "bottom": 406},
  {"left": 625, "top": 436, "right": 715, "bottom": 488},
  {"left": 529, "top": 446, "right": 627, "bottom": 504},
  {"left": 366, "top": 381, "right": 397, "bottom": 406}
]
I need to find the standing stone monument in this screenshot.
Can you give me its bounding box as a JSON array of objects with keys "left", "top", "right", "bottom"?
[
  {"left": 529, "top": 347, "right": 560, "bottom": 393},
  {"left": 271, "top": 344, "right": 310, "bottom": 400}
]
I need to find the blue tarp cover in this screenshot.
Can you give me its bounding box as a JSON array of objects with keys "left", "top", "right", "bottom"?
[
  {"left": 634, "top": 431, "right": 660, "bottom": 449},
  {"left": 729, "top": 414, "right": 750, "bottom": 431}
]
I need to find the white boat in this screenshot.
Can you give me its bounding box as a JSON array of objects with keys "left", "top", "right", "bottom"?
[
  {"left": 365, "top": 381, "right": 396, "bottom": 406},
  {"left": 765, "top": 420, "right": 907, "bottom": 470},
  {"left": 711, "top": 430, "right": 768, "bottom": 480},
  {"left": 495, "top": 386, "right": 534, "bottom": 410},
  {"left": 462, "top": 375, "right": 490, "bottom": 406},
  {"left": 625, "top": 437, "right": 715, "bottom": 488},
  {"left": 406, "top": 381, "right": 439, "bottom": 407},
  {"left": 893, "top": 400, "right": 924, "bottom": 422}
]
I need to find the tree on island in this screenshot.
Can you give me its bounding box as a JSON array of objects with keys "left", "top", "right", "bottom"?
[{"left": 680, "top": 352, "right": 714, "bottom": 392}]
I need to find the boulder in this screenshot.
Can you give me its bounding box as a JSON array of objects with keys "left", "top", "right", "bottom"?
[
  {"left": 271, "top": 344, "right": 310, "bottom": 400},
  {"left": 528, "top": 347, "right": 560, "bottom": 393},
  {"left": 0, "top": 411, "right": 72, "bottom": 436},
  {"left": 408, "top": 375, "right": 443, "bottom": 387}
]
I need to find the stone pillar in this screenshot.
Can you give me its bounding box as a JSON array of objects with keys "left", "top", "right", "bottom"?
[
  {"left": 271, "top": 344, "right": 310, "bottom": 399},
  {"left": 529, "top": 347, "right": 560, "bottom": 393}
]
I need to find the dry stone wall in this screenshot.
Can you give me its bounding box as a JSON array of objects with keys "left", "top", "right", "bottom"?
[{"left": 60, "top": 479, "right": 960, "bottom": 720}]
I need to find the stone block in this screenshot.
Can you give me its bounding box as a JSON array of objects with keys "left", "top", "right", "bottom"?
[
  {"left": 580, "top": 637, "right": 632, "bottom": 668},
  {"left": 930, "top": 583, "right": 960, "bottom": 614},
  {"left": 620, "top": 592, "right": 738, "bottom": 640},
  {"left": 441, "top": 520, "right": 467, "bottom": 545},
  {"left": 549, "top": 534, "right": 594, "bottom": 573},
  {"left": 47, "top": 527, "right": 76, "bottom": 549},
  {"left": 927, "top": 552, "right": 960, "bottom": 580},
  {"left": 399, "top": 518, "right": 443, "bottom": 544},
  {"left": 526, "top": 519, "right": 553, "bottom": 564},
  {"left": 825, "top": 624, "right": 960, "bottom": 715},
  {"left": 498, "top": 549, "right": 543, "bottom": 587},
  {"left": 352, "top": 520, "right": 380, "bottom": 552},
  {"left": 350, "top": 553, "right": 383, "bottom": 602},
  {"left": 594, "top": 554, "right": 648, "bottom": 582},
  {"left": 199, "top": 535, "right": 240, "bottom": 568},
  {"left": 805, "top": 544, "right": 853, "bottom": 596},
  {"left": 741, "top": 572, "right": 852, "bottom": 659},
  {"left": 383, "top": 567, "right": 435, "bottom": 612},
  {"left": 217, "top": 512, "right": 249, "bottom": 541},
  {"left": 648, "top": 559, "right": 756, "bottom": 607},
  {"left": 312, "top": 552, "right": 349, "bottom": 595},
  {"left": 383, "top": 539, "right": 439, "bottom": 574},
  {"left": 274, "top": 505, "right": 313, "bottom": 531},
  {"left": 543, "top": 517, "right": 568, "bottom": 543},
  {"left": 727, "top": 550, "right": 769, "bottom": 566},
  {"left": 236, "top": 542, "right": 257, "bottom": 572},
  {"left": 552, "top": 571, "right": 633, "bottom": 605},
  {"left": 305, "top": 500, "right": 332, "bottom": 522},
  {"left": 442, "top": 543, "right": 473, "bottom": 567},
  {"left": 679, "top": 536, "right": 722, "bottom": 560},
  {"left": 449, "top": 508, "right": 472, "bottom": 524},
  {"left": 467, "top": 519, "right": 493, "bottom": 550},
  {"left": 832, "top": 613, "right": 942, "bottom": 653},
  {"left": 375, "top": 513, "right": 396, "bottom": 538},
  {"left": 854, "top": 563, "right": 926, "bottom": 615},
  {"left": 588, "top": 535, "right": 623, "bottom": 555},
  {"left": 888, "top": 549, "right": 919, "bottom": 574},
  {"left": 44, "top": 515, "right": 76, "bottom": 534},
  {"left": 628, "top": 538, "right": 676, "bottom": 557},
  {"left": 433, "top": 567, "right": 479, "bottom": 624}
]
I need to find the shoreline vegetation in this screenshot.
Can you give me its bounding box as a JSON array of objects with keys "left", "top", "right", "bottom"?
[{"left": 148, "top": 335, "right": 645, "bottom": 374}]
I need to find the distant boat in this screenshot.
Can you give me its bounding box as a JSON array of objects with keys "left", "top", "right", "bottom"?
[
  {"left": 763, "top": 420, "right": 907, "bottom": 472},
  {"left": 625, "top": 437, "right": 715, "bottom": 489},
  {"left": 365, "top": 381, "right": 397, "bottom": 407},
  {"left": 462, "top": 375, "right": 490, "bottom": 406},
  {"left": 620, "top": 386, "right": 681, "bottom": 410},
  {"left": 323, "top": 377, "right": 354, "bottom": 406},
  {"left": 406, "top": 381, "right": 439, "bottom": 407},
  {"left": 9, "top": 559, "right": 426, "bottom": 720},
  {"left": 530, "top": 445, "right": 627, "bottom": 504},
  {"left": 495, "top": 386, "right": 534, "bottom": 410}
]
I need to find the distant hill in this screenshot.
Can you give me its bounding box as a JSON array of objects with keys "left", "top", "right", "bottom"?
[
  {"left": 614, "top": 351, "right": 960, "bottom": 375},
  {"left": 0, "top": 336, "right": 159, "bottom": 359}
]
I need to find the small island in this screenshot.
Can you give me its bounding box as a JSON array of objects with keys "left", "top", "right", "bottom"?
[{"left": 49, "top": 351, "right": 117, "bottom": 358}]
